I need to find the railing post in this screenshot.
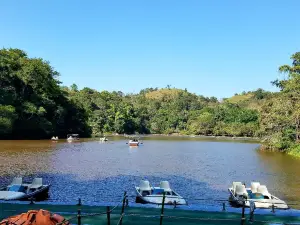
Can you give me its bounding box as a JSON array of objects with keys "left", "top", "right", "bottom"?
[
  {"left": 159, "top": 192, "right": 166, "bottom": 225},
  {"left": 77, "top": 198, "right": 82, "bottom": 206},
  {"left": 241, "top": 200, "right": 245, "bottom": 225},
  {"left": 119, "top": 191, "right": 127, "bottom": 225},
  {"left": 249, "top": 200, "right": 255, "bottom": 223},
  {"left": 29, "top": 198, "right": 34, "bottom": 204},
  {"left": 77, "top": 208, "right": 81, "bottom": 225},
  {"left": 271, "top": 204, "right": 275, "bottom": 213},
  {"left": 106, "top": 206, "right": 111, "bottom": 225},
  {"left": 222, "top": 202, "right": 226, "bottom": 211}
]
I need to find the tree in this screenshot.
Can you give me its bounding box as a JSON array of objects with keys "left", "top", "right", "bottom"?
[{"left": 70, "top": 84, "right": 78, "bottom": 92}]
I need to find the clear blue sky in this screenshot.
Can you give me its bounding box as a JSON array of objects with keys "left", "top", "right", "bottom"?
[{"left": 1, "top": 0, "right": 299, "bottom": 98}]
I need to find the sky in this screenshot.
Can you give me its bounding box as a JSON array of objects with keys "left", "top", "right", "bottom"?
[{"left": 1, "top": 0, "right": 300, "bottom": 98}]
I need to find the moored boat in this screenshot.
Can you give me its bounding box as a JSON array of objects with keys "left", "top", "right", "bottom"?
[
  {"left": 135, "top": 180, "right": 187, "bottom": 205},
  {"left": 67, "top": 134, "right": 80, "bottom": 142},
  {"left": 0, "top": 177, "right": 50, "bottom": 201},
  {"left": 51, "top": 136, "right": 59, "bottom": 141},
  {"left": 100, "top": 137, "right": 108, "bottom": 142},
  {"left": 228, "top": 182, "right": 288, "bottom": 209}
]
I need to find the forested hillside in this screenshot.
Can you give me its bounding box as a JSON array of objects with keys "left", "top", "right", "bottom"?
[
  {"left": 1, "top": 48, "right": 300, "bottom": 156},
  {"left": 0, "top": 48, "right": 90, "bottom": 139}
]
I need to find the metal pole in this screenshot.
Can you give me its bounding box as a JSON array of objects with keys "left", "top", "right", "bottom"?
[
  {"left": 77, "top": 209, "right": 81, "bottom": 225},
  {"left": 241, "top": 200, "right": 245, "bottom": 225},
  {"left": 106, "top": 206, "right": 111, "bottom": 225},
  {"left": 222, "top": 202, "right": 226, "bottom": 211},
  {"left": 159, "top": 192, "right": 166, "bottom": 225},
  {"left": 249, "top": 200, "right": 255, "bottom": 223},
  {"left": 271, "top": 204, "right": 275, "bottom": 213},
  {"left": 119, "top": 191, "right": 127, "bottom": 225},
  {"left": 77, "top": 198, "right": 82, "bottom": 206}
]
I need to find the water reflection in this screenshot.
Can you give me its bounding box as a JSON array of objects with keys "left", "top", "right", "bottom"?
[{"left": 256, "top": 150, "right": 300, "bottom": 202}]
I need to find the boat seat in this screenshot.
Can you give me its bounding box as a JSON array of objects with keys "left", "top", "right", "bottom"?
[
  {"left": 232, "top": 182, "right": 242, "bottom": 195},
  {"left": 251, "top": 182, "right": 260, "bottom": 193},
  {"left": 10, "top": 177, "right": 23, "bottom": 186},
  {"left": 28, "top": 178, "right": 43, "bottom": 190},
  {"left": 235, "top": 184, "right": 248, "bottom": 197},
  {"left": 257, "top": 185, "right": 269, "bottom": 196},
  {"left": 160, "top": 181, "right": 171, "bottom": 192},
  {"left": 139, "top": 180, "right": 151, "bottom": 191}
]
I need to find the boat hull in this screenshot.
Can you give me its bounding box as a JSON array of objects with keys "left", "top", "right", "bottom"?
[
  {"left": 0, "top": 185, "right": 50, "bottom": 201},
  {"left": 136, "top": 195, "right": 187, "bottom": 205},
  {"left": 129, "top": 142, "right": 139, "bottom": 146}
]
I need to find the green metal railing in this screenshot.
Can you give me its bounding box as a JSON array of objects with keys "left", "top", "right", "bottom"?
[{"left": 1, "top": 193, "right": 300, "bottom": 225}]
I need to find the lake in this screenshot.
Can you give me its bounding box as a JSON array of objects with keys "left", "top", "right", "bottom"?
[{"left": 1, "top": 136, "right": 300, "bottom": 209}]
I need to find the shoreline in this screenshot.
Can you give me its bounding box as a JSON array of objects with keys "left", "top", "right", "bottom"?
[
  {"left": 108, "top": 133, "right": 261, "bottom": 142},
  {"left": 0, "top": 133, "right": 261, "bottom": 142}
]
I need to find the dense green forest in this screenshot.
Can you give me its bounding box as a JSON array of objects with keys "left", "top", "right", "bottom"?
[{"left": 1, "top": 48, "right": 300, "bottom": 156}]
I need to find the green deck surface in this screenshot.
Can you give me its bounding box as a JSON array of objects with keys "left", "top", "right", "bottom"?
[{"left": 0, "top": 202, "right": 300, "bottom": 225}]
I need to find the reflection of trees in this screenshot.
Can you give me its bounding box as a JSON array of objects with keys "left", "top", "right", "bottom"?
[{"left": 257, "top": 151, "right": 300, "bottom": 204}]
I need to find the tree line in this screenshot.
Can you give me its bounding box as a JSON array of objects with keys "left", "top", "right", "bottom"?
[{"left": 1, "top": 48, "right": 300, "bottom": 156}]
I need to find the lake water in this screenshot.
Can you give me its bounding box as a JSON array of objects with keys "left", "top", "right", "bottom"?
[{"left": 1, "top": 136, "right": 300, "bottom": 209}]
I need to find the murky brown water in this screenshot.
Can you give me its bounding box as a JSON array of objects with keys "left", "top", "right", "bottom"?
[{"left": 0, "top": 137, "right": 300, "bottom": 209}]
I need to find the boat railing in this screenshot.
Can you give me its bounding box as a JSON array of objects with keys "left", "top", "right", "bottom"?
[{"left": 1, "top": 194, "right": 300, "bottom": 225}]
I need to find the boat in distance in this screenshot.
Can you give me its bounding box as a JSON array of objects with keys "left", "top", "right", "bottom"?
[
  {"left": 128, "top": 139, "right": 140, "bottom": 146},
  {"left": 0, "top": 177, "right": 50, "bottom": 201},
  {"left": 67, "top": 134, "right": 80, "bottom": 142},
  {"left": 228, "top": 182, "right": 288, "bottom": 209},
  {"left": 135, "top": 180, "right": 187, "bottom": 205}
]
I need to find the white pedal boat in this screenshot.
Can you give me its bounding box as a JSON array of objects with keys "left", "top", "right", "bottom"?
[
  {"left": 0, "top": 177, "right": 50, "bottom": 201},
  {"left": 228, "top": 182, "right": 289, "bottom": 209},
  {"left": 135, "top": 180, "right": 187, "bottom": 205}
]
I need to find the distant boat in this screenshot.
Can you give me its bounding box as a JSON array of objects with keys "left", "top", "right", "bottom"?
[
  {"left": 0, "top": 177, "right": 50, "bottom": 201},
  {"left": 100, "top": 137, "right": 108, "bottom": 142},
  {"left": 135, "top": 180, "right": 187, "bottom": 205},
  {"left": 228, "top": 182, "right": 288, "bottom": 209},
  {"left": 128, "top": 139, "right": 140, "bottom": 146},
  {"left": 51, "top": 136, "right": 58, "bottom": 141},
  {"left": 67, "top": 134, "right": 80, "bottom": 142}
]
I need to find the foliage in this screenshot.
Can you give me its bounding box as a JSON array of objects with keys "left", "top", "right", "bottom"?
[
  {"left": 260, "top": 52, "right": 300, "bottom": 152},
  {"left": 0, "top": 48, "right": 90, "bottom": 139}
]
